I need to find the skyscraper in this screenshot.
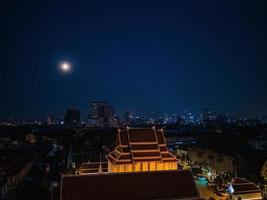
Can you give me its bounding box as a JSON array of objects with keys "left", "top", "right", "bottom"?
[
  {"left": 124, "top": 112, "right": 130, "bottom": 124},
  {"left": 64, "top": 108, "right": 80, "bottom": 127},
  {"left": 90, "top": 102, "right": 114, "bottom": 123}
]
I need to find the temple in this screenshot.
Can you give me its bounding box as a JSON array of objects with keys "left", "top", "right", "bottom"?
[
  {"left": 106, "top": 127, "right": 178, "bottom": 172},
  {"left": 61, "top": 170, "right": 200, "bottom": 200},
  {"left": 60, "top": 127, "right": 199, "bottom": 200}
]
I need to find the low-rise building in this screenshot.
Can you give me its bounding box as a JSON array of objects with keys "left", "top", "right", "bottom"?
[
  {"left": 0, "top": 150, "right": 37, "bottom": 199},
  {"left": 229, "top": 178, "right": 263, "bottom": 200}
]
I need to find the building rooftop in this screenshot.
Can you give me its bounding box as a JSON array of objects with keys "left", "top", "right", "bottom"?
[
  {"left": 0, "top": 150, "right": 36, "bottom": 176},
  {"left": 106, "top": 127, "right": 177, "bottom": 164},
  {"left": 78, "top": 162, "right": 108, "bottom": 174},
  {"left": 61, "top": 170, "right": 199, "bottom": 200},
  {"left": 232, "top": 178, "right": 261, "bottom": 195}
]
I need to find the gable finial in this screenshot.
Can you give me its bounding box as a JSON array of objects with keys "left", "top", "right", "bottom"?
[{"left": 98, "top": 153, "right": 103, "bottom": 173}]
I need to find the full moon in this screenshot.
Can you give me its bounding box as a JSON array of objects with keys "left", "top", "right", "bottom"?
[{"left": 60, "top": 62, "right": 71, "bottom": 72}]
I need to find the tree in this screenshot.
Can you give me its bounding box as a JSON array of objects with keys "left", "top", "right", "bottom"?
[
  {"left": 217, "top": 154, "right": 224, "bottom": 164},
  {"left": 197, "top": 150, "right": 204, "bottom": 158}
]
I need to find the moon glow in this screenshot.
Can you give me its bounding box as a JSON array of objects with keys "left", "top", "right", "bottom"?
[{"left": 60, "top": 62, "right": 71, "bottom": 73}]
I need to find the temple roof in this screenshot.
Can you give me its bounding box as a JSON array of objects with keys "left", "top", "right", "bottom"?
[
  {"left": 106, "top": 127, "right": 177, "bottom": 164},
  {"left": 232, "top": 178, "right": 262, "bottom": 195},
  {"left": 78, "top": 162, "right": 108, "bottom": 174},
  {"left": 61, "top": 170, "right": 199, "bottom": 200},
  {"left": 232, "top": 183, "right": 261, "bottom": 195}
]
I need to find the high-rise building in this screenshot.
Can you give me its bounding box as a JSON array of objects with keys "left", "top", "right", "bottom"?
[
  {"left": 64, "top": 108, "right": 80, "bottom": 127},
  {"left": 201, "top": 108, "right": 217, "bottom": 123},
  {"left": 90, "top": 102, "right": 114, "bottom": 123},
  {"left": 201, "top": 108, "right": 209, "bottom": 122},
  {"left": 124, "top": 112, "right": 130, "bottom": 123}
]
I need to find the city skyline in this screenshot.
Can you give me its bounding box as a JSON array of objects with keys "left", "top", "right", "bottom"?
[
  {"left": 1, "top": 1, "right": 267, "bottom": 200},
  {"left": 2, "top": 101, "right": 266, "bottom": 122},
  {"left": 1, "top": 0, "right": 267, "bottom": 119}
]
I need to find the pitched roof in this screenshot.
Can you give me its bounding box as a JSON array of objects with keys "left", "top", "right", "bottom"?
[
  {"left": 78, "top": 162, "right": 108, "bottom": 174},
  {"left": 233, "top": 183, "right": 261, "bottom": 195},
  {"left": 0, "top": 150, "right": 36, "bottom": 176},
  {"left": 233, "top": 178, "right": 248, "bottom": 184},
  {"left": 106, "top": 127, "right": 177, "bottom": 164},
  {"left": 61, "top": 170, "right": 199, "bottom": 200},
  {"left": 128, "top": 128, "right": 157, "bottom": 143},
  {"left": 232, "top": 178, "right": 262, "bottom": 195}
]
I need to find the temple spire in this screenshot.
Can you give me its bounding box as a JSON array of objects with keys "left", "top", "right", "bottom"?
[{"left": 98, "top": 153, "right": 103, "bottom": 173}]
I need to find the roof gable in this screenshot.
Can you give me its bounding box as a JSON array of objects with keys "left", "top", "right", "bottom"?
[{"left": 106, "top": 127, "right": 177, "bottom": 164}]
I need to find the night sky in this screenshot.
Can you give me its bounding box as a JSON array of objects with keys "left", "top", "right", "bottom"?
[{"left": 1, "top": 0, "right": 267, "bottom": 120}]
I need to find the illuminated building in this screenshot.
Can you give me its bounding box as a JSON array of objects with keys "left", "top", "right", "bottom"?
[
  {"left": 228, "top": 178, "right": 263, "bottom": 200},
  {"left": 25, "top": 134, "right": 36, "bottom": 144},
  {"left": 106, "top": 127, "right": 178, "bottom": 172},
  {"left": 61, "top": 127, "right": 199, "bottom": 200}
]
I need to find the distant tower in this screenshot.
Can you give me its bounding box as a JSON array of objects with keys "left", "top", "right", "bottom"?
[
  {"left": 90, "top": 101, "right": 114, "bottom": 123},
  {"left": 64, "top": 108, "right": 80, "bottom": 127},
  {"left": 201, "top": 108, "right": 209, "bottom": 122},
  {"left": 67, "top": 144, "right": 72, "bottom": 169},
  {"left": 124, "top": 112, "right": 130, "bottom": 124}
]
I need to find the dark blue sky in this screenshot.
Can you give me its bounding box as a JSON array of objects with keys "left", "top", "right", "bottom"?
[{"left": 1, "top": 0, "right": 267, "bottom": 119}]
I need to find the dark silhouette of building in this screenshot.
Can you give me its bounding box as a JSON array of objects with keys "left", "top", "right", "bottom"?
[
  {"left": 64, "top": 108, "right": 80, "bottom": 127},
  {"left": 90, "top": 102, "right": 114, "bottom": 123},
  {"left": 124, "top": 111, "right": 130, "bottom": 124},
  {"left": 61, "top": 170, "right": 199, "bottom": 200}
]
